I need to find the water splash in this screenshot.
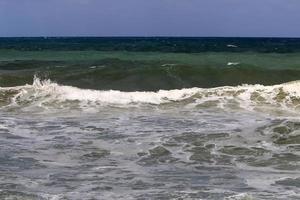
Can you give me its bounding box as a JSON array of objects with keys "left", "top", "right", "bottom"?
[{"left": 1, "top": 77, "right": 300, "bottom": 114}]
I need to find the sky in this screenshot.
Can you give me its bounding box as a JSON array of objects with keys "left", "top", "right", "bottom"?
[{"left": 0, "top": 0, "right": 300, "bottom": 37}]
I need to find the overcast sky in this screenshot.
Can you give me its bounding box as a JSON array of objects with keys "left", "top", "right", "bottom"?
[{"left": 0, "top": 0, "right": 300, "bottom": 37}]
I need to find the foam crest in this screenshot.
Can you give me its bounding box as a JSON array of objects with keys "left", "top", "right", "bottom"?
[
  {"left": 1, "top": 77, "right": 300, "bottom": 112},
  {"left": 24, "top": 77, "right": 200, "bottom": 105}
]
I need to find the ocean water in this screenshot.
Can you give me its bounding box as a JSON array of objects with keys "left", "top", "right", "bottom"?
[{"left": 0, "top": 37, "right": 300, "bottom": 200}]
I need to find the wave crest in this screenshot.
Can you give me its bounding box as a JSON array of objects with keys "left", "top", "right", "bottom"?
[{"left": 1, "top": 77, "right": 300, "bottom": 113}]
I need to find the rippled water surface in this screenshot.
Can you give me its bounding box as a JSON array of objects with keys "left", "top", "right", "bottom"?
[
  {"left": 1, "top": 38, "right": 300, "bottom": 200},
  {"left": 1, "top": 81, "right": 300, "bottom": 200}
]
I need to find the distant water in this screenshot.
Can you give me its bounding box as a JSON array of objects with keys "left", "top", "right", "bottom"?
[{"left": 0, "top": 37, "right": 300, "bottom": 200}]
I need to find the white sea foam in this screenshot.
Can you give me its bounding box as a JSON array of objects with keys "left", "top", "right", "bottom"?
[
  {"left": 41, "top": 193, "right": 64, "bottom": 200},
  {"left": 227, "top": 62, "right": 240, "bottom": 66},
  {"left": 1, "top": 77, "right": 300, "bottom": 112},
  {"left": 227, "top": 44, "right": 238, "bottom": 48},
  {"left": 224, "top": 193, "right": 253, "bottom": 200}
]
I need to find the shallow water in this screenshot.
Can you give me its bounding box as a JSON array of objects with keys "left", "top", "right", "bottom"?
[{"left": 0, "top": 79, "right": 300, "bottom": 200}]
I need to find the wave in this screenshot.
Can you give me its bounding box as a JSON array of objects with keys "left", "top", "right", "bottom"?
[
  {"left": 227, "top": 62, "right": 240, "bottom": 66},
  {"left": 2, "top": 59, "right": 300, "bottom": 91},
  {"left": 227, "top": 44, "right": 238, "bottom": 48},
  {"left": 1, "top": 77, "right": 300, "bottom": 112}
]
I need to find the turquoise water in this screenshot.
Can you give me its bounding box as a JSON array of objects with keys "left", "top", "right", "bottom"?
[
  {"left": 1, "top": 50, "right": 300, "bottom": 90},
  {"left": 0, "top": 38, "right": 300, "bottom": 200}
]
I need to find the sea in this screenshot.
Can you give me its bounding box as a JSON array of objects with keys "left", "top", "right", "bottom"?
[{"left": 0, "top": 37, "right": 299, "bottom": 200}]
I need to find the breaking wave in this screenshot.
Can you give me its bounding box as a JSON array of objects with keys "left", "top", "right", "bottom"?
[{"left": 1, "top": 77, "right": 300, "bottom": 113}]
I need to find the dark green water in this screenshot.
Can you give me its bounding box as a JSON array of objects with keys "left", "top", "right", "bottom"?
[
  {"left": 1, "top": 37, "right": 300, "bottom": 90},
  {"left": 0, "top": 38, "right": 300, "bottom": 200}
]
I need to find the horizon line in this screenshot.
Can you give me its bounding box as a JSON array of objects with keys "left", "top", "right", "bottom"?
[{"left": 1, "top": 36, "right": 300, "bottom": 39}]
